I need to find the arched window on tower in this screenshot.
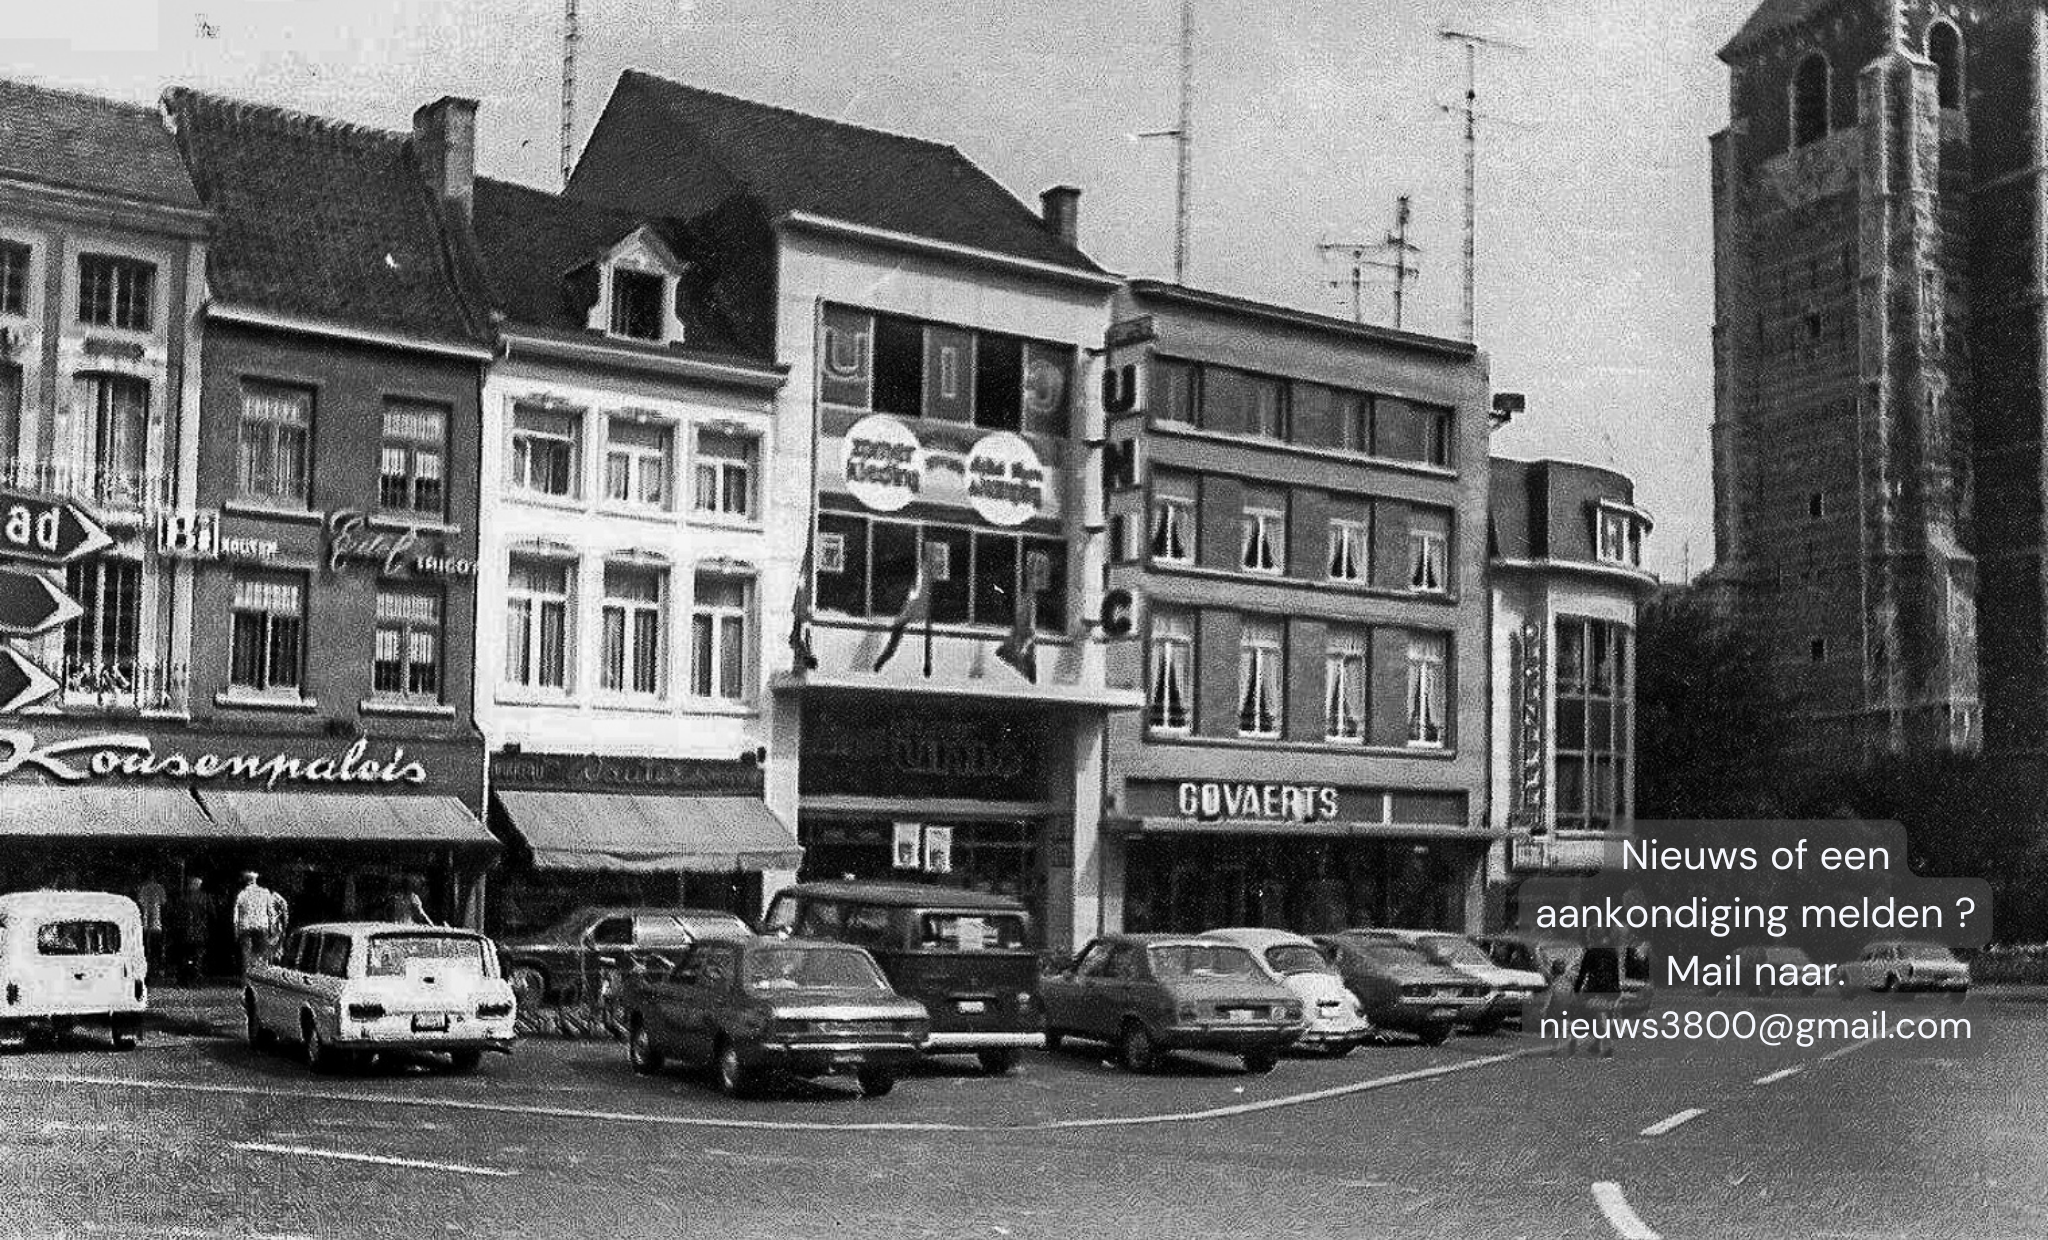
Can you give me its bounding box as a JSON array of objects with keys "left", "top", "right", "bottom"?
[
  {"left": 1791, "top": 52, "right": 1831, "bottom": 147},
  {"left": 1929, "top": 21, "right": 1964, "bottom": 110}
]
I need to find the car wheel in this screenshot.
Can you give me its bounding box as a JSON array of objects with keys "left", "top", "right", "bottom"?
[
  {"left": 1119, "top": 1021, "right": 1158, "bottom": 1074},
  {"left": 1323, "top": 1042, "right": 1355, "bottom": 1059},
  {"left": 629, "top": 1019, "right": 665, "bottom": 1074},
  {"left": 447, "top": 1049, "right": 485, "bottom": 1074},
  {"left": 1043, "top": 1028, "right": 1065, "bottom": 1053},
  {"left": 303, "top": 1016, "right": 339, "bottom": 1074},
  {"left": 977, "top": 1048, "right": 1021, "bottom": 1076},
  {"left": 244, "top": 995, "right": 272, "bottom": 1050},
  {"left": 714, "top": 1039, "right": 753, "bottom": 1099},
  {"left": 1878, "top": 973, "right": 1897, "bottom": 993},
  {"left": 507, "top": 965, "right": 548, "bottom": 1009},
  {"left": 110, "top": 1021, "right": 139, "bottom": 1052},
  {"left": 1242, "top": 1050, "right": 1279, "bottom": 1075},
  {"left": 1419, "top": 1024, "right": 1452, "bottom": 1047},
  {"left": 1472, "top": 1016, "right": 1504, "bottom": 1035},
  {"left": 856, "top": 1068, "right": 896, "bottom": 1098}
]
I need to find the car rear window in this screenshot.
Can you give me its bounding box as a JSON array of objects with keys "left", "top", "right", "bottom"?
[
  {"left": 918, "top": 913, "right": 1028, "bottom": 952},
  {"left": 744, "top": 947, "right": 886, "bottom": 990},
  {"left": 1898, "top": 942, "right": 1956, "bottom": 962},
  {"left": 1264, "top": 944, "right": 1331, "bottom": 975},
  {"left": 1419, "top": 935, "right": 1493, "bottom": 969},
  {"left": 36, "top": 920, "right": 121, "bottom": 956},
  {"left": 1355, "top": 940, "right": 1432, "bottom": 969},
  {"left": 1148, "top": 944, "right": 1261, "bottom": 980},
  {"left": 365, "top": 934, "right": 486, "bottom": 978}
]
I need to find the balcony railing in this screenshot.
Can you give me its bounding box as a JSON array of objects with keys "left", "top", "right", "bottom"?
[
  {"left": 0, "top": 456, "right": 174, "bottom": 515},
  {"left": 54, "top": 654, "right": 189, "bottom": 713}
]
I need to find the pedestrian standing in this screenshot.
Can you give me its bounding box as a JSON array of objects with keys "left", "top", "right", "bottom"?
[
  {"left": 135, "top": 874, "right": 168, "bottom": 974},
  {"left": 178, "top": 877, "right": 215, "bottom": 984},
  {"left": 386, "top": 875, "right": 433, "bottom": 925},
  {"left": 1570, "top": 941, "right": 1624, "bottom": 1057},
  {"left": 232, "top": 871, "right": 287, "bottom": 973}
]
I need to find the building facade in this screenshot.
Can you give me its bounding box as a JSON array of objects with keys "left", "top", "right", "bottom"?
[
  {"left": 568, "top": 73, "right": 1135, "bottom": 947},
  {"left": 1486, "top": 458, "right": 1655, "bottom": 900},
  {"left": 1100, "top": 281, "right": 1496, "bottom": 936}
]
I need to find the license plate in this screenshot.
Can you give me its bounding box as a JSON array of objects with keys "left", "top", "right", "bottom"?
[
  {"left": 956, "top": 1000, "right": 986, "bottom": 1014},
  {"left": 1429, "top": 1006, "right": 1457, "bottom": 1020},
  {"left": 411, "top": 1013, "right": 450, "bottom": 1033},
  {"left": 1227, "top": 1008, "right": 1255, "bottom": 1022}
]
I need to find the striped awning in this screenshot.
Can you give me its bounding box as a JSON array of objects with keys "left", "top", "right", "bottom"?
[
  {"left": 0, "top": 787, "right": 218, "bottom": 840},
  {"left": 494, "top": 791, "right": 802, "bottom": 872},
  {"left": 198, "top": 792, "right": 497, "bottom": 848}
]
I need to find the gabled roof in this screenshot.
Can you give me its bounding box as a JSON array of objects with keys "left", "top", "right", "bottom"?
[
  {"left": 1720, "top": 0, "right": 1848, "bottom": 60},
  {"left": 568, "top": 71, "right": 1100, "bottom": 274},
  {"left": 470, "top": 176, "right": 763, "bottom": 363},
  {"left": 161, "top": 88, "right": 490, "bottom": 347},
  {"left": 0, "top": 79, "right": 201, "bottom": 212}
]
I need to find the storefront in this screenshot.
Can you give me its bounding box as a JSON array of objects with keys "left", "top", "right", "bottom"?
[{"left": 487, "top": 750, "right": 800, "bottom": 937}]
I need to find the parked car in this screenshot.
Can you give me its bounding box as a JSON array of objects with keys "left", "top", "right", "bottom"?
[
  {"left": 1040, "top": 933, "right": 1304, "bottom": 1074},
  {"left": 244, "top": 922, "right": 517, "bottom": 1073},
  {"left": 0, "top": 891, "right": 147, "bottom": 1050},
  {"left": 496, "top": 906, "right": 753, "bottom": 1011},
  {"left": 1356, "top": 929, "right": 1547, "bottom": 1032},
  {"left": 1312, "top": 933, "right": 1487, "bottom": 1046},
  {"left": 1202, "top": 927, "right": 1372, "bottom": 1055},
  {"left": 621, "top": 936, "right": 929, "bottom": 1098},
  {"left": 1476, "top": 933, "right": 1655, "bottom": 1013},
  {"left": 762, "top": 881, "right": 1043, "bottom": 1073},
  {"left": 1838, "top": 939, "right": 1970, "bottom": 999}
]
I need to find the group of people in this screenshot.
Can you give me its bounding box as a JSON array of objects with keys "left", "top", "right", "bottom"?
[{"left": 129, "top": 871, "right": 438, "bottom": 982}]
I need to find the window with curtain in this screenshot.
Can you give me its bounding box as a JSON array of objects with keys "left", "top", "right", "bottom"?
[
  {"left": 1328, "top": 515, "right": 1368, "bottom": 582},
  {"left": 379, "top": 401, "right": 447, "bottom": 515},
  {"left": 229, "top": 574, "right": 305, "bottom": 693},
  {"left": 505, "top": 556, "right": 572, "bottom": 689},
  {"left": 510, "top": 407, "right": 580, "bottom": 497},
  {"left": 1147, "top": 609, "right": 1194, "bottom": 734},
  {"left": 601, "top": 563, "right": 665, "bottom": 696},
  {"left": 1408, "top": 508, "right": 1449, "bottom": 593},
  {"left": 1241, "top": 488, "right": 1285, "bottom": 574},
  {"left": 236, "top": 382, "right": 310, "bottom": 505},
  {"left": 1405, "top": 633, "right": 1447, "bottom": 747},
  {"left": 605, "top": 416, "right": 673, "bottom": 509},
  {"left": 1151, "top": 473, "right": 1196, "bottom": 563},
  {"left": 691, "top": 573, "right": 751, "bottom": 701},
  {"left": 76, "top": 373, "right": 149, "bottom": 508},
  {"left": 1238, "top": 618, "right": 1283, "bottom": 738},
  {"left": 691, "top": 429, "right": 755, "bottom": 517},
  {"left": 373, "top": 588, "right": 443, "bottom": 700},
  {"left": 1325, "top": 628, "right": 1367, "bottom": 741}
]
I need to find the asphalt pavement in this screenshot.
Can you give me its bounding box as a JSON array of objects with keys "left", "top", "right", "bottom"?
[{"left": 0, "top": 993, "right": 2040, "bottom": 1239}]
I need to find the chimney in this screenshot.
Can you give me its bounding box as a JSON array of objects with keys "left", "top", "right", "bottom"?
[
  {"left": 1039, "top": 185, "right": 1081, "bottom": 248},
  {"left": 413, "top": 96, "right": 479, "bottom": 225}
]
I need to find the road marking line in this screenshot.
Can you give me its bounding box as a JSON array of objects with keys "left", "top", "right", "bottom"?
[
  {"left": 16, "top": 1049, "right": 1539, "bottom": 1135},
  {"left": 1591, "top": 1182, "right": 1661, "bottom": 1240},
  {"left": 1753, "top": 1065, "right": 1803, "bottom": 1085},
  {"left": 1638, "top": 1107, "right": 1705, "bottom": 1137},
  {"left": 233, "top": 1142, "right": 516, "bottom": 1178},
  {"left": 1816, "top": 1037, "right": 1877, "bottom": 1064}
]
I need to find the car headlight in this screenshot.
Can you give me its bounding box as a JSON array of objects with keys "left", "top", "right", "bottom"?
[
  {"left": 1281, "top": 1003, "right": 1302, "bottom": 1022},
  {"left": 1177, "top": 1002, "right": 1201, "bottom": 1023}
]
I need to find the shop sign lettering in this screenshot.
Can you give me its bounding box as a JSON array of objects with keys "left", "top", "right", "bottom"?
[
  {"left": 326, "top": 509, "right": 478, "bottom": 578},
  {"left": 1513, "top": 622, "right": 1546, "bottom": 819},
  {"left": 491, "top": 751, "right": 763, "bottom": 796},
  {"left": 964, "top": 432, "right": 1047, "bottom": 527},
  {"left": 841, "top": 415, "right": 924, "bottom": 512},
  {"left": 1177, "top": 781, "right": 1341, "bottom": 823},
  {"left": 0, "top": 730, "right": 428, "bottom": 790}
]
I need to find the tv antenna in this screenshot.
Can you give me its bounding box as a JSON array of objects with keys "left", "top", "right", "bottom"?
[
  {"left": 1319, "top": 195, "right": 1423, "bottom": 329},
  {"left": 1438, "top": 23, "right": 1527, "bottom": 343},
  {"left": 560, "top": 0, "right": 580, "bottom": 188},
  {"left": 1133, "top": 0, "right": 1196, "bottom": 282}
]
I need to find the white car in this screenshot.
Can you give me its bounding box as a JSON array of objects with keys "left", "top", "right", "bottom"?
[
  {"left": 1361, "top": 928, "right": 1548, "bottom": 1032},
  {"left": 245, "top": 922, "right": 517, "bottom": 1073},
  {"left": 0, "top": 891, "right": 147, "bottom": 1050},
  {"left": 1203, "top": 927, "right": 1374, "bottom": 1056},
  {"left": 1839, "top": 940, "right": 1970, "bottom": 999}
]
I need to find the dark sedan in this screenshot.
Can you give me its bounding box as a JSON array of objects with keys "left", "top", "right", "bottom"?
[
  {"left": 1312, "top": 934, "right": 1488, "bottom": 1045},
  {"left": 1040, "top": 934, "right": 1304, "bottom": 1074},
  {"left": 497, "top": 906, "right": 753, "bottom": 1012},
  {"left": 621, "top": 937, "right": 929, "bottom": 1098}
]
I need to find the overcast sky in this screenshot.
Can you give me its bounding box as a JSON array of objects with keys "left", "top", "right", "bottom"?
[{"left": 14, "top": 0, "right": 1762, "bottom": 580}]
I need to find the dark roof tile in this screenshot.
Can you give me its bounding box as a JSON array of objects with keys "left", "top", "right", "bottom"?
[{"left": 0, "top": 79, "right": 201, "bottom": 211}]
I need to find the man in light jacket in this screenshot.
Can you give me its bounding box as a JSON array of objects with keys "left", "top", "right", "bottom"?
[{"left": 232, "top": 871, "right": 288, "bottom": 973}]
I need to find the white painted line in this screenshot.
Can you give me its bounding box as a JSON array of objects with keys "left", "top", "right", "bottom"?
[
  {"left": 1638, "top": 1107, "right": 1705, "bottom": 1137},
  {"left": 1591, "top": 1181, "right": 1662, "bottom": 1240},
  {"left": 1753, "top": 1065, "right": 1803, "bottom": 1086},
  {"left": 18, "top": 1049, "right": 1540, "bottom": 1135},
  {"left": 234, "top": 1141, "right": 516, "bottom": 1178},
  {"left": 1816, "top": 1036, "right": 1877, "bottom": 1064}
]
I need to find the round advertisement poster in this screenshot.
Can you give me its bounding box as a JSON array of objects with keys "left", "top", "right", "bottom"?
[
  {"left": 964, "top": 431, "right": 1048, "bottom": 527},
  {"left": 841, "top": 414, "right": 924, "bottom": 512}
]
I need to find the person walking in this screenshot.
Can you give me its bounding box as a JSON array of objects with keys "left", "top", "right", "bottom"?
[
  {"left": 177, "top": 877, "right": 215, "bottom": 984},
  {"left": 1568, "top": 940, "right": 1624, "bottom": 1057},
  {"left": 232, "top": 871, "right": 288, "bottom": 973},
  {"left": 386, "top": 876, "right": 434, "bottom": 925},
  {"left": 135, "top": 874, "right": 168, "bottom": 974}
]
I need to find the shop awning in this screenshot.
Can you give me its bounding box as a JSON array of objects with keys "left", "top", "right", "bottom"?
[
  {"left": 0, "top": 787, "right": 218, "bottom": 840},
  {"left": 494, "top": 791, "right": 803, "bottom": 872},
  {"left": 198, "top": 792, "right": 497, "bottom": 848},
  {"left": 1109, "top": 817, "right": 1510, "bottom": 841}
]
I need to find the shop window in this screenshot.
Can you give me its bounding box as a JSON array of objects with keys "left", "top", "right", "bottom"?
[
  {"left": 601, "top": 563, "right": 666, "bottom": 696},
  {"left": 1024, "top": 538, "right": 1066, "bottom": 633},
  {"left": 229, "top": 573, "right": 305, "bottom": 693},
  {"left": 603, "top": 416, "right": 673, "bottom": 509},
  {"left": 1147, "top": 608, "right": 1194, "bottom": 734},
  {"left": 926, "top": 526, "right": 971, "bottom": 624},
  {"left": 1151, "top": 473, "right": 1196, "bottom": 564},
  {"left": 1155, "top": 358, "right": 1198, "bottom": 424},
  {"left": 236, "top": 381, "right": 311, "bottom": 506},
  {"left": 1325, "top": 627, "right": 1367, "bottom": 741},
  {"left": 871, "top": 315, "right": 924, "bottom": 418},
  {"left": 1405, "top": 633, "right": 1446, "bottom": 748},
  {"left": 379, "top": 400, "right": 447, "bottom": 516},
  {"left": 510, "top": 406, "right": 580, "bottom": 498},
  {"left": 970, "top": 531, "right": 1018, "bottom": 628},
  {"left": 974, "top": 333, "right": 1023, "bottom": 431},
  {"left": 1791, "top": 53, "right": 1830, "bottom": 148},
  {"left": 505, "top": 556, "right": 572, "bottom": 689},
  {"left": 0, "top": 240, "right": 27, "bottom": 316},
  {"left": 63, "top": 556, "right": 140, "bottom": 696},
  {"left": 1929, "top": 21, "right": 1963, "bottom": 110},
  {"left": 692, "top": 572, "right": 751, "bottom": 701},
  {"left": 816, "top": 513, "right": 868, "bottom": 615},
  {"left": 870, "top": 520, "right": 920, "bottom": 617},
  {"left": 691, "top": 429, "right": 755, "bottom": 518},
  {"left": 1238, "top": 618, "right": 1283, "bottom": 738},
  {"left": 1240, "top": 488, "right": 1286, "bottom": 574},
  {"left": 74, "top": 373, "right": 149, "bottom": 509},
  {"left": 1328, "top": 514, "right": 1368, "bottom": 582},
  {"left": 1408, "top": 508, "right": 1449, "bottom": 593},
  {"left": 373, "top": 587, "right": 443, "bottom": 701},
  {"left": 608, "top": 268, "right": 664, "bottom": 341},
  {"left": 76, "top": 253, "right": 152, "bottom": 331}
]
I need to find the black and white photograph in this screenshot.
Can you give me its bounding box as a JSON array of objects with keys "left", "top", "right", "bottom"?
[{"left": 0, "top": 1, "right": 2040, "bottom": 1237}]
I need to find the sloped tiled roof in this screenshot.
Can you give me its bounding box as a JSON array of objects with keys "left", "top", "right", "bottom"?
[
  {"left": 1720, "top": 0, "right": 1849, "bottom": 59},
  {"left": 568, "top": 71, "right": 1099, "bottom": 274},
  {"left": 162, "top": 88, "right": 490, "bottom": 346},
  {"left": 0, "top": 79, "right": 201, "bottom": 211},
  {"left": 470, "top": 176, "right": 764, "bottom": 363}
]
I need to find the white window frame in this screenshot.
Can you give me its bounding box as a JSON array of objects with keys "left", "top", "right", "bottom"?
[
  {"left": 690, "top": 572, "right": 753, "bottom": 703},
  {"left": 1408, "top": 528, "right": 1447, "bottom": 593},
  {"left": 1147, "top": 609, "right": 1194, "bottom": 735},
  {"left": 1237, "top": 619, "right": 1283, "bottom": 739},
  {"left": 1596, "top": 507, "right": 1635, "bottom": 567},
  {"left": 505, "top": 556, "right": 573, "bottom": 691},
  {"left": 76, "top": 253, "right": 154, "bottom": 332},
  {"left": 601, "top": 563, "right": 667, "bottom": 697},
  {"left": 1241, "top": 501, "right": 1285, "bottom": 575},
  {"left": 372, "top": 587, "right": 443, "bottom": 702},
  {"left": 1325, "top": 629, "right": 1366, "bottom": 741},
  {"left": 691, "top": 428, "right": 758, "bottom": 520},
  {"left": 1151, "top": 493, "right": 1194, "bottom": 564},
  {"left": 510, "top": 407, "right": 582, "bottom": 499},
  {"left": 604, "top": 416, "right": 674, "bottom": 510},
  {"left": 1327, "top": 517, "right": 1368, "bottom": 582},
  {"left": 1406, "top": 634, "right": 1447, "bottom": 748}
]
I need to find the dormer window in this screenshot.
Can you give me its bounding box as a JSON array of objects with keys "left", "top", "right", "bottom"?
[
  {"left": 1595, "top": 502, "right": 1647, "bottom": 569},
  {"left": 609, "top": 269, "right": 665, "bottom": 341},
  {"left": 587, "top": 226, "right": 690, "bottom": 346}
]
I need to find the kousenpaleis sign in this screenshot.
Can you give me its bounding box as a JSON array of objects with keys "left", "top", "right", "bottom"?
[{"left": 0, "top": 730, "right": 430, "bottom": 790}]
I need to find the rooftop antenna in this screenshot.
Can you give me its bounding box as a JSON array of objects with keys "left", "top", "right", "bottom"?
[
  {"left": 1318, "top": 194, "right": 1424, "bottom": 328},
  {"left": 1134, "top": 0, "right": 1196, "bottom": 283},
  {"left": 1438, "top": 23, "right": 1527, "bottom": 343},
  {"left": 560, "top": 0, "right": 579, "bottom": 189}
]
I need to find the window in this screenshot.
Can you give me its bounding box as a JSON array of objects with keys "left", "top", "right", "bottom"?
[
  {"left": 236, "top": 382, "right": 311, "bottom": 505},
  {"left": 1596, "top": 508, "right": 1638, "bottom": 567},
  {"left": 1409, "top": 510, "right": 1448, "bottom": 593},
  {"left": 1021, "top": 341, "right": 1072, "bottom": 437},
  {"left": 870, "top": 520, "right": 920, "bottom": 618},
  {"left": 1240, "top": 489, "right": 1285, "bottom": 574},
  {"left": 1147, "top": 609, "right": 1194, "bottom": 733},
  {"left": 1024, "top": 538, "right": 1067, "bottom": 633},
  {"left": 62, "top": 557, "right": 140, "bottom": 695},
  {"left": 36, "top": 920, "right": 120, "bottom": 956},
  {"left": 511, "top": 407, "right": 580, "bottom": 497},
  {"left": 1405, "top": 633, "right": 1446, "bottom": 747},
  {"left": 816, "top": 513, "right": 867, "bottom": 615},
  {"left": 1328, "top": 515, "right": 1369, "bottom": 582},
  {"left": 1238, "top": 618, "right": 1283, "bottom": 738},
  {"left": 76, "top": 254, "right": 152, "bottom": 330},
  {"left": 0, "top": 241, "right": 27, "bottom": 316},
  {"left": 1371, "top": 398, "right": 1452, "bottom": 466},
  {"left": 604, "top": 417, "right": 672, "bottom": 509},
  {"left": 601, "top": 564, "right": 665, "bottom": 695},
  {"left": 1150, "top": 474, "right": 1196, "bottom": 564},
  {"left": 1808, "top": 492, "right": 1825, "bottom": 520},
  {"left": 1792, "top": 53, "right": 1830, "bottom": 148},
  {"left": 1325, "top": 628, "right": 1367, "bottom": 741},
  {"left": 1423, "top": 406, "right": 1453, "bottom": 467},
  {"left": 75, "top": 374, "right": 148, "bottom": 508},
  {"left": 1156, "top": 359, "right": 1198, "bottom": 424},
  {"left": 1554, "top": 617, "right": 1629, "bottom": 832},
  {"left": 229, "top": 574, "right": 305, "bottom": 693},
  {"left": 691, "top": 572, "right": 751, "bottom": 701},
  {"left": 1810, "top": 637, "right": 1828, "bottom": 663},
  {"left": 505, "top": 556, "right": 572, "bottom": 689},
  {"left": 691, "top": 429, "right": 755, "bottom": 518},
  {"left": 608, "top": 268, "right": 665, "bottom": 340},
  {"left": 926, "top": 526, "right": 970, "bottom": 623},
  {"left": 975, "top": 333, "right": 1023, "bottom": 431},
  {"left": 373, "top": 588, "right": 442, "bottom": 700},
  {"left": 0, "top": 363, "right": 21, "bottom": 469},
  {"left": 1206, "top": 367, "right": 1285, "bottom": 438},
  {"left": 1336, "top": 391, "right": 1372, "bottom": 453},
  {"left": 1929, "top": 21, "right": 1963, "bottom": 110},
  {"left": 872, "top": 315, "right": 924, "bottom": 417},
  {"left": 379, "top": 401, "right": 446, "bottom": 516}
]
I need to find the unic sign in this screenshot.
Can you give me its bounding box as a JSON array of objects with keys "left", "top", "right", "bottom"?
[{"left": 0, "top": 731, "right": 430, "bottom": 790}]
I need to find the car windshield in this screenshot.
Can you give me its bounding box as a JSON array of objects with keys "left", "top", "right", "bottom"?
[
  {"left": 1148, "top": 943, "right": 1261, "bottom": 980},
  {"left": 744, "top": 947, "right": 887, "bottom": 990},
  {"left": 678, "top": 913, "right": 752, "bottom": 939},
  {"left": 1264, "top": 944, "right": 1332, "bottom": 976},
  {"left": 1418, "top": 935, "right": 1493, "bottom": 969},
  {"left": 1898, "top": 942, "right": 1957, "bottom": 962},
  {"left": 35, "top": 920, "right": 121, "bottom": 956},
  {"left": 920, "top": 913, "right": 1030, "bottom": 952},
  {"left": 365, "top": 934, "right": 487, "bottom": 978}
]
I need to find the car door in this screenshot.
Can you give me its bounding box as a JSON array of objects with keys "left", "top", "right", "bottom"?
[
  {"left": 1076, "top": 944, "right": 1139, "bottom": 1039},
  {"left": 255, "top": 930, "right": 305, "bottom": 1029},
  {"left": 642, "top": 945, "right": 701, "bottom": 1058},
  {"left": 1041, "top": 939, "right": 1106, "bottom": 1032},
  {"left": 677, "top": 943, "right": 737, "bottom": 1066},
  {"left": 583, "top": 914, "right": 635, "bottom": 1003}
]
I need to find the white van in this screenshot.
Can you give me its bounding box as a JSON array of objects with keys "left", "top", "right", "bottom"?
[{"left": 0, "top": 890, "right": 148, "bottom": 1050}]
